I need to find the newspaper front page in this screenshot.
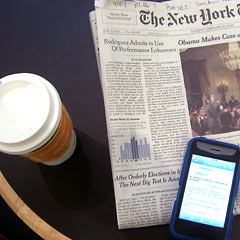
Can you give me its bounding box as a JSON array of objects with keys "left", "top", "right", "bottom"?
[{"left": 93, "top": 0, "right": 240, "bottom": 229}]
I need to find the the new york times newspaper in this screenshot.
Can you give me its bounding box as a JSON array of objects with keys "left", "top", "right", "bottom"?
[{"left": 91, "top": 0, "right": 240, "bottom": 229}]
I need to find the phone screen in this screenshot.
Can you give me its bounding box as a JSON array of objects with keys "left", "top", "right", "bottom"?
[{"left": 179, "top": 154, "right": 236, "bottom": 228}]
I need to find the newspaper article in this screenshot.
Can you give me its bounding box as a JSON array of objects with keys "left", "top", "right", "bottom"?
[{"left": 92, "top": 0, "right": 240, "bottom": 229}]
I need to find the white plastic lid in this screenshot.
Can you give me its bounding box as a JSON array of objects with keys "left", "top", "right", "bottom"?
[{"left": 0, "top": 73, "right": 62, "bottom": 154}]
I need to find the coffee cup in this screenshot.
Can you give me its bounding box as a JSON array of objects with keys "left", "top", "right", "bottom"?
[{"left": 0, "top": 73, "right": 76, "bottom": 165}]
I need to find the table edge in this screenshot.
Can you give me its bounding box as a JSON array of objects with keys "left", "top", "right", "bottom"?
[{"left": 0, "top": 171, "right": 71, "bottom": 240}]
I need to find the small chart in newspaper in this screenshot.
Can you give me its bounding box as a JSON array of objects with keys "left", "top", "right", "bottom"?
[{"left": 110, "top": 131, "right": 153, "bottom": 165}]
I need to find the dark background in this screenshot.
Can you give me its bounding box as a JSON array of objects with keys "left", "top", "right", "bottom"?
[{"left": 0, "top": 0, "right": 239, "bottom": 239}]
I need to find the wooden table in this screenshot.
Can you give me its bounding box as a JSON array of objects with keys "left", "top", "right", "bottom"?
[{"left": 0, "top": 1, "right": 240, "bottom": 239}]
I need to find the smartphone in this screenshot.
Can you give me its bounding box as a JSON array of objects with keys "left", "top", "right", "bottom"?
[{"left": 170, "top": 137, "right": 240, "bottom": 240}]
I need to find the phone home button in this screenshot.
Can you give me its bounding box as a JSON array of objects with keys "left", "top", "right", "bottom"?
[{"left": 194, "top": 226, "right": 216, "bottom": 240}]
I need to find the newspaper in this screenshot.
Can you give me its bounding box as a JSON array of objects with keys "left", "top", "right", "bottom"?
[{"left": 90, "top": 0, "right": 240, "bottom": 229}]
